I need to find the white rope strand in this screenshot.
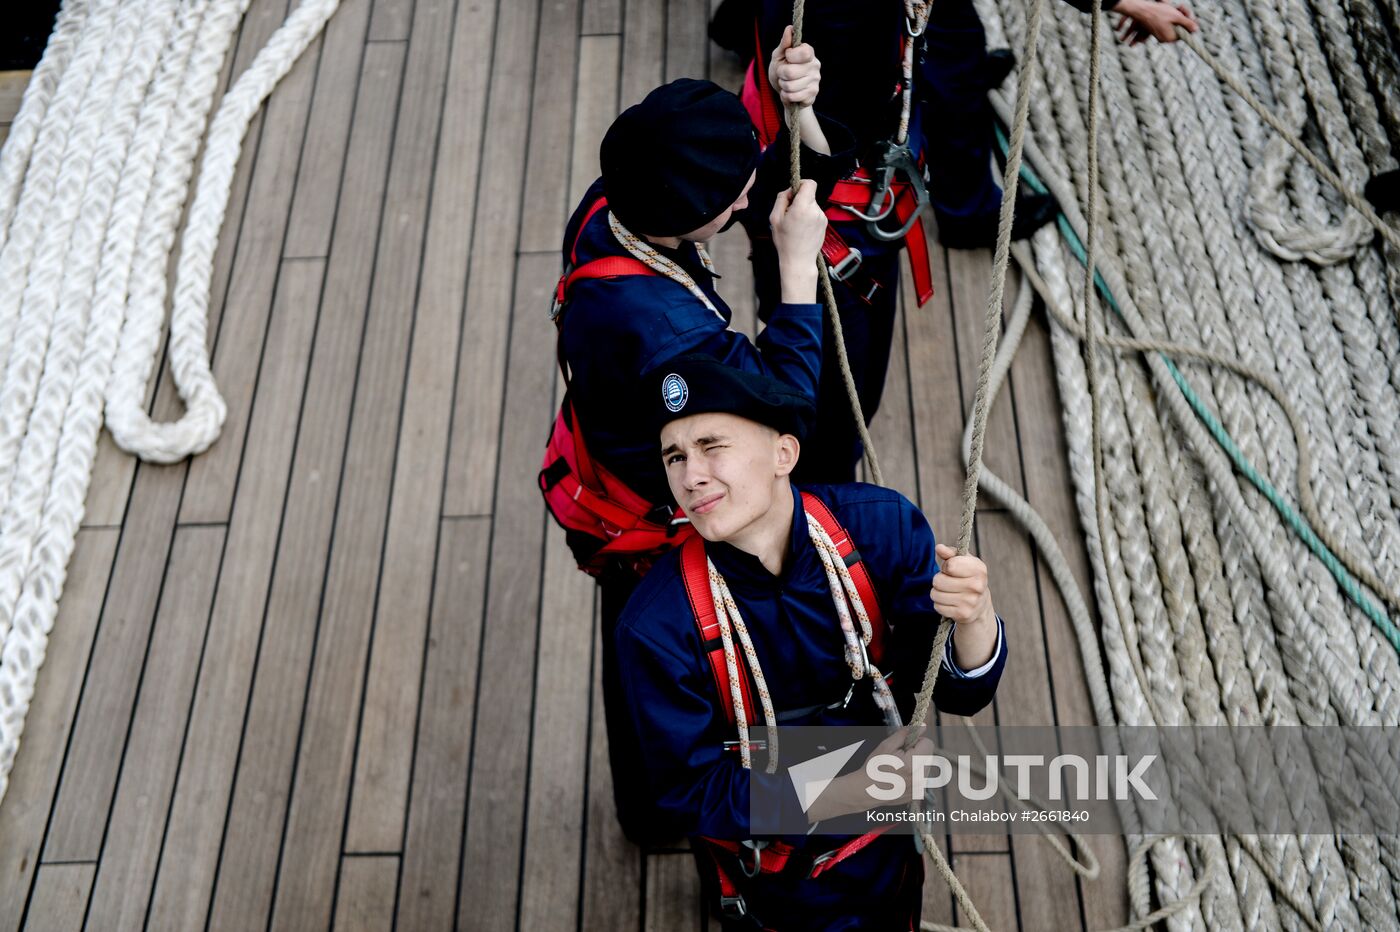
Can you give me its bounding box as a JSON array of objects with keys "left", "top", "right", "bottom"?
[{"left": 0, "top": 0, "right": 340, "bottom": 801}]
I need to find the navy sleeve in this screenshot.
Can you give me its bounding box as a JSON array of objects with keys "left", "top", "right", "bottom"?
[
  {"left": 752, "top": 111, "right": 859, "bottom": 210},
  {"left": 884, "top": 495, "right": 1006, "bottom": 718},
  {"left": 683, "top": 301, "right": 824, "bottom": 402},
  {"left": 615, "top": 597, "right": 808, "bottom": 839}
]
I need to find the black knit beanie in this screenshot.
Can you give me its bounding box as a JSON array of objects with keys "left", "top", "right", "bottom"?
[{"left": 600, "top": 79, "right": 761, "bottom": 237}]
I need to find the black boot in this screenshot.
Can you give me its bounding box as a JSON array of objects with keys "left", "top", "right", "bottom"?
[
  {"left": 1366, "top": 169, "right": 1400, "bottom": 213},
  {"left": 936, "top": 190, "right": 1059, "bottom": 249},
  {"left": 985, "top": 48, "right": 1016, "bottom": 89}
]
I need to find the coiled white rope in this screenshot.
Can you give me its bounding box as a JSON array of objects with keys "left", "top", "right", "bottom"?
[
  {"left": 0, "top": 0, "right": 340, "bottom": 803},
  {"left": 968, "top": 0, "right": 1400, "bottom": 922}
]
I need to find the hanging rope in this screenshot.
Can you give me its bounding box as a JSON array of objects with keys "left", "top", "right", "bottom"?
[
  {"left": 786, "top": 5, "right": 884, "bottom": 486},
  {"left": 0, "top": 0, "right": 339, "bottom": 803}
]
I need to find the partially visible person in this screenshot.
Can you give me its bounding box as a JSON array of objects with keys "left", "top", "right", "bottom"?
[{"left": 616, "top": 356, "right": 1008, "bottom": 929}]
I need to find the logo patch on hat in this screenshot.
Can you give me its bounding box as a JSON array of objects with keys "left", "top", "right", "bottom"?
[{"left": 662, "top": 373, "right": 689, "bottom": 413}]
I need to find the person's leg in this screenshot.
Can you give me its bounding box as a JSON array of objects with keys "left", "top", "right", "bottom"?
[
  {"left": 919, "top": 0, "right": 1057, "bottom": 247},
  {"left": 921, "top": 0, "right": 1002, "bottom": 227},
  {"left": 598, "top": 566, "right": 648, "bottom": 842}
]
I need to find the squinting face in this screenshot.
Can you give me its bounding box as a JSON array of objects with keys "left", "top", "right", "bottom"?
[
  {"left": 660, "top": 412, "right": 789, "bottom": 542},
  {"left": 680, "top": 170, "right": 757, "bottom": 242}
]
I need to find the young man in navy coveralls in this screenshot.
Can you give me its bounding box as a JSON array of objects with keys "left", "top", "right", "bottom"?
[
  {"left": 559, "top": 57, "right": 854, "bottom": 839},
  {"left": 615, "top": 356, "right": 1008, "bottom": 928}
]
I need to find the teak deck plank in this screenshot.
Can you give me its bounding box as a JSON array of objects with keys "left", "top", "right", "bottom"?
[
  {"left": 266, "top": 35, "right": 427, "bottom": 931},
  {"left": 330, "top": 856, "right": 398, "bottom": 932},
  {"left": 517, "top": 524, "right": 597, "bottom": 930},
  {"left": 0, "top": 529, "right": 115, "bottom": 932},
  {"left": 516, "top": 0, "right": 584, "bottom": 254},
  {"left": 0, "top": 2, "right": 1126, "bottom": 929},
  {"left": 454, "top": 253, "right": 557, "bottom": 931},
  {"left": 579, "top": 616, "right": 643, "bottom": 932},
  {"left": 177, "top": 0, "right": 352, "bottom": 525},
  {"left": 344, "top": 0, "right": 503, "bottom": 855},
  {"left": 645, "top": 853, "right": 705, "bottom": 932},
  {"left": 41, "top": 463, "right": 184, "bottom": 863},
  {"left": 198, "top": 256, "right": 339, "bottom": 932},
  {"left": 23, "top": 863, "right": 94, "bottom": 932},
  {"left": 440, "top": 0, "right": 542, "bottom": 517},
  {"left": 395, "top": 519, "right": 491, "bottom": 932},
  {"left": 146, "top": 41, "right": 400, "bottom": 928},
  {"left": 83, "top": 526, "right": 225, "bottom": 931}
]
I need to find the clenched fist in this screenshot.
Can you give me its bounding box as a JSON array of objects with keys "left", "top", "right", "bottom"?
[
  {"left": 932, "top": 543, "right": 999, "bottom": 670},
  {"left": 768, "top": 25, "right": 822, "bottom": 109}
]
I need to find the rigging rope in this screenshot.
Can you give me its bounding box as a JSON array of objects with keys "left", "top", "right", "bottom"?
[{"left": 786, "top": 6, "right": 885, "bottom": 487}]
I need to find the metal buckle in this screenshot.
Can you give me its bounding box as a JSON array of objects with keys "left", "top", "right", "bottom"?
[
  {"left": 719, "top": 895, "right": 748, "bottom": 918},
  {"left": 827, "top": 245, "right": 864, "bottom": 282},
  {"left": 836, "top": 170, "right": 897, "bottom": 223}
]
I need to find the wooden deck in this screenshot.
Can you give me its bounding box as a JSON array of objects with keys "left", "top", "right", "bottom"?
[{"left": 0, "top": 1, "right": 1129, "bottom": 928}]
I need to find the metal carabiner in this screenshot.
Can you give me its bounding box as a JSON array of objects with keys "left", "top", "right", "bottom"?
[
  {"left": 836, "top": 170, "right": 898, "bottom": 224},
  {"left": 739, "top": 840, "right": 767, "bottom": 878},
  {"left": 865, "top": 141, "right": 930, "bottom": 242}
]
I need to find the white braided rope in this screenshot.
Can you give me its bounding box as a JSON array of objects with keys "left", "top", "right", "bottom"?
[
  {"left": 0, "top": 0, "right": 340, "bottom": 802},
  {"left": 972, "top": 0, "right": 1400, "bottom": 921},
  {"left": 708, "top": 558, "right": 782, "bottom": 772},
  {"left": 709, "top": 508, "right": 907, "bottom": 772},
  {"left": 606, "top": 210, "right": 724, "bottom": 318},
  {"left": 805, "top": 513, "right": 901, "bottom": 727}
]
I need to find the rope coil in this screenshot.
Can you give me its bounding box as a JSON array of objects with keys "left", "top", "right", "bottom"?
[{"left": 0, "top": 0, "right": 340, "bottom": 802}]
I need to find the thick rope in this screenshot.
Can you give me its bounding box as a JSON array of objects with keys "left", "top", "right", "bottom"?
[
  {"left": 607, "top": 210, "right": 723, "bottom": 315},
  {"left": 0, "top": 0, "right": 339, "bottom": 802},
  {"left": 786, "top": 5, "right": 884, "bottom": 487},
  {"left": 1177, "top": 30, "right": 1400, "bottom": 262},
  {"left": 969, "top": 0, "right": 1400, "bottom": 918}
]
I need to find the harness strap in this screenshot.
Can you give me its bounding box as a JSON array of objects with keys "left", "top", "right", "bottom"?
[
  {"left": 828, "top": 174, "right": 935, "bottom": 306},
  {"left": 701, "top": 826, "right": 893, "bottom": 881},
  {"left": 556, "top": 256, "right": 656, "bottom": 304},
  {"left": 681, "top": 534, "right": 759, "bottom": 727},
  {"left": 808, "top": 826, "right": 893, "bottom": 878},
  {"left": 800, "top": 493, "right": 885, "bottom": 665},
  {"left": 746, "top": 20, "right": 783, "bottom": 147}
]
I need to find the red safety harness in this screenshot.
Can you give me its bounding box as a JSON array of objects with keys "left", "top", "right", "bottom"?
[
  {"left": 539, "top": 196, "right": 697, "bottom": 576},
  {"left": 740, "top": 24, "right": 936, "bottom": 307},
  {"left": 681, "top": 492, "right": 897, "bottom": 922}
]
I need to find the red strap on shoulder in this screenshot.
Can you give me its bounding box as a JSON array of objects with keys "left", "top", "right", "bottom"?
[
  {"left": 680, "top": 535, "right": 756, "bottom": 727},
  {"left": 569, "top": 196, "right": 609, "bottom": 265},
  {"left": 565, "top": 256, "right": 655, "bottom": 289},
  {"left": 740, "top": 20, "right": 782, "bottom": 148},
  {"left": 555, "top": 195, "right": 659, "bottom": 305},
  {"left": 800, "top": 492, "right": 886, "bottom": 666}
]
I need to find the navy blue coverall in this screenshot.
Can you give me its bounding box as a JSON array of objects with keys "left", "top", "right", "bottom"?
[{"left": 616, "top": 483, "right": 1008, "bottom": 929}]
